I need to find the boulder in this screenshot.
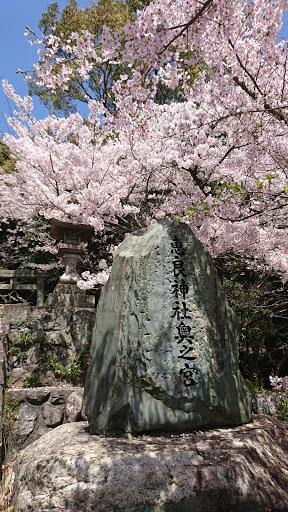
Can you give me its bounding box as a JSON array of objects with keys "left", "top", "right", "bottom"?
[
  {"left": 12, "top": 404, "right": 38, "bottom": 444},
  {"left": 65, "top": 390, "right": 83, "bottom": 422},
  {"left": 10, "top": 415, "right": 288, "bottom": 512},
  {"left": 84, "top": 221, "right": 251, "bottom": 434},
  {"left": 42, "top": 403, "right": 64, "bottom": 427}
]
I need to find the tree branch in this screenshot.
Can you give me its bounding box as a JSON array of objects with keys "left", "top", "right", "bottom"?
[
  {"left": 159, "top": 0, "right": 214, "bottom": 56},
  {"left": 243, "top": 301, "right": 288, "bottom": 329},
  {"left": 230, "top": 39, "right": 288, "bottom": 125}
]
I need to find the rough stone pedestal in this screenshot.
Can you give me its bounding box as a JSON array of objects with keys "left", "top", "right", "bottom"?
[
  {"left": 84, "top": 221, "right": 251, "bottom": 434},
  {"left": 10, "top": 416, "right": 288, "bottom": 512},
  {"left": 46, "top": 283, "right": 95, "bottom": 308}
]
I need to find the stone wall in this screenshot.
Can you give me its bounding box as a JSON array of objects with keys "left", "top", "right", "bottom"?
[
  {"left": 0, "top": 304, "right": 95, "bottom": 387},
  {"left": 3, "top": 387, "right": 85, "bottom": 462},
  {"left": 0, "top": 304, "right": 95, "bottom": 464}
]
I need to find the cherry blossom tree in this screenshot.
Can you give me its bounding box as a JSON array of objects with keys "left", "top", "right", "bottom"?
[{"left": 2, "top": 0, "right": 288, "bottom": 284}]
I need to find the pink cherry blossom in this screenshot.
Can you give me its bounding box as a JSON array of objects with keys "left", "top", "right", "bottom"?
[{"left": 2, "top": 1, "right": 288, "bottom": 283}]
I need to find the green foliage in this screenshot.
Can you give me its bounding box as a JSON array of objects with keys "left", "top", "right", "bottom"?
[
  {"left": 22, "top": 372, "right": 40, "bottom": 388},
  {"left": 3, "top": 393, "right": 20, "bottom": 426},
  {"left": 39, "top": 0, "right": 131, "bottom": 38},
  {"left": 4, "top": 372, "right": 12, "bottom": 389},
  {"left": 28, "top": 0, "right": 133, "bottom": 115},
  {"left": 0, "top": 216, "right": 61, "bottom": 303},
  {"left": 41, "top": 352, "right": 86, "bottom": 382},
  {"left": 8, "top": 330, "right": 44, "bottom": 358},
  {"left": 28, "top": 0, "right": 200, "bottom": 115},
  {"left": 125, "top": 0, "right": 151, "bottom": 14},
  {"left": 0, "top": 140, "right": 16, "bottom": 174},
  {"left": 244, "top": 379, "right": 266, "bottom": 394},
  {"left": 0, "top": 216, "right": 58, "bottom": 271},
  {"left": 269, "top": 377, "right": 288, "bottom": 421},
  {"left": 275, "top": 394, "right": 288, "bottom": 421},
  {"left": 13, "top": 330, "right": 34, "bottom": 345},
  {"left": 220, "top": 256, "right": 288, "bottom": 386}
]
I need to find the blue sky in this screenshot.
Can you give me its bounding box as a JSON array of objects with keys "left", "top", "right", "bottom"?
[
  {"left": 1, "top": 1, "right": 288, "bottom": 137},
  {"left": 0, "top": 0, "right": 90, "bottom": 136}
]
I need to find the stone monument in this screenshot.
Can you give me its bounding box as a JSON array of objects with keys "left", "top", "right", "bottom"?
[{"left": 84, "top": 221, "right": 251, "bottom": 433}]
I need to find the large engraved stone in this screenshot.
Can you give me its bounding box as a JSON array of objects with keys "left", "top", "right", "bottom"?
[{"left": 84, "top": 221, "right": 251, "bottom": 433}]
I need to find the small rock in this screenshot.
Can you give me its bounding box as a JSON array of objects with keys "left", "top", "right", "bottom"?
[
  {"left": 13, "top": 404, "right": 38, "bottom": 443},
  {"left": 50, "top": 393, "right": 66, "bottom": 405},
  {"left": 26, "top": 389, "right": 51, "bottom": 405},
  {"left": 43, "top": 404, "right": 64, "bottom": 427},
  {"left": 251, "top": 392, "right": 278, "bottom": 416},
  {"left": 65, "top": 390, "right": 83, "bottom": 422}
]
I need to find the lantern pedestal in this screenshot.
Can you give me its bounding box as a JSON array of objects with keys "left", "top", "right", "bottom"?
[
  {"left": 58, "top": 245, "right": 84, "bottom": 284},
  {"left": 46, "top": 283, "right": 95, "bottom": 308}
]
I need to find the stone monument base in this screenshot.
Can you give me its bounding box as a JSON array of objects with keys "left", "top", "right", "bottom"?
[{"left": 9, "top": 416, "right": 288, "bottom": 512}]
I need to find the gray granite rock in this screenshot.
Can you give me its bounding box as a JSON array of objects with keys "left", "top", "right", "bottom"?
[
  {"left": 85, "top": 221, "right": 251, "bottom": 434},
  {"left": 13, "top": 404, "right": 38, "bottom": 443},
  {"left": 8, "top": 388, "right": 51, "bottom": 406},
  {"left": 43, "top": 403, "right": 64, "bottom": 427},
  {"left": 65, "top": 390, "right": 83, "bottom": 422},
  {"left": 10, "top": 415, "right": 288, "bottom": 512},
  {"left": 251, "top": 392, "right": 278, "bottom": 416}
]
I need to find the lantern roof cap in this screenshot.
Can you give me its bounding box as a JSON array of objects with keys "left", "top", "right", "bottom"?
[{"left": 50, "top": 218, "right": 94, "bottom": 242}]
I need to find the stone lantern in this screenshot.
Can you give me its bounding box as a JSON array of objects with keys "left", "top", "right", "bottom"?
[
  {"left": 46, "top": 219, "right": 95, "bottom": 308},
  {"left": 50, "top": 219, "right": 94, "bottom": 284}
]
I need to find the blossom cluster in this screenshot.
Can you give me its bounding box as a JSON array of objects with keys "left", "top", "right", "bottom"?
[
  {"left": 77, "top": 269, "right": 111, "bottom": 289},
  {"left": 270, "top": 375, "right": 288, "bottom": 395},
  {"left": 269, "top": 375, "right": 288, "bottom": 420}
]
